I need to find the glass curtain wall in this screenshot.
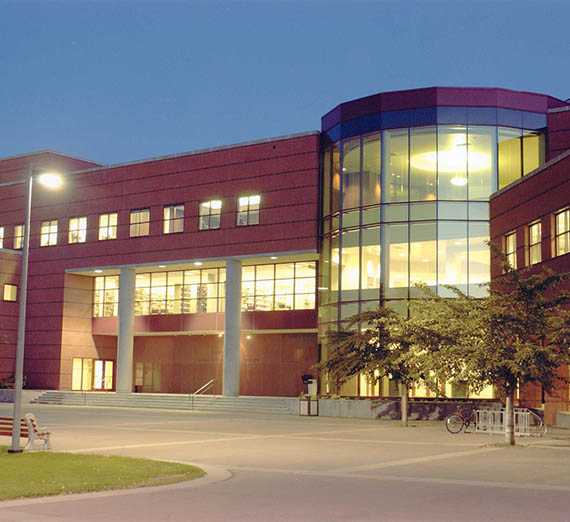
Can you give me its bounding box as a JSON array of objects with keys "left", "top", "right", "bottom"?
[{"left": 319, "top": 117, "right": 545, "bottom": 344}]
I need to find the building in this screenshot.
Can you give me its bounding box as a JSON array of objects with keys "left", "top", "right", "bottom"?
[
  {"left": 490, "top": 103, "right": 570, "bottom": 424},
  {"left": 1, "top": 87, "right": 569, "bottom": 407}
]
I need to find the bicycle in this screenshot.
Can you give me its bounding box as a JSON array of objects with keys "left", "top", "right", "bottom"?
[{"left": 444, "top": 403, "right": 484, "bottom": 434}]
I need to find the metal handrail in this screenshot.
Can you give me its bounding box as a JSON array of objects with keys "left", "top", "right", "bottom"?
[{"left": 189, "top": 379, "right": 215, "bottom": 410}]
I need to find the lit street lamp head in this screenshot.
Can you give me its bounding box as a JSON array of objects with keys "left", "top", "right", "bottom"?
[{"left": 37, "top": 172, "right": 63, "bottom": 188}]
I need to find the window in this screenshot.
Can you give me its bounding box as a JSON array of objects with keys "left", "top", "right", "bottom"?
[
  {"left": 241, "top": 261, "right": 316, "bottom": 312},
  {"left": 555, "top": 209, "right": 569, "bottom": 257},
  {"left": 40, "top": 220, "right": 58, "bottom": 246},
  {"left": 68, "top": 216, "right": 87, "bottom": 244},
  {"left": 98, "top": 213, "right": 118, "bottom": 240},
  {"left": 163, "top": 204, "right": 184, "bottom": 234},
  {"left": 237, "top": 195, "right": 260, "bottom": 226},
  {"left": 528, "top": 222, "right": 541, "bottom": 265},
  {"left": 505, "top": 231, "right": 517, "bottom": 269},
  {"left": 13, "top": 224, "right": 23, "bottom": 249},
  {"left": 3, "top": 284, "right": 17, "bottom": 301},
  {"left": 199, "top": 200, "right": 222, "bottom": 230},
  {"left": 0, "top": 227, "right": 3, "bottom": 249},
  {"left": 93, "top": 275, "right": 119, "bottom": 317},
  {"left": 130, "top": 209, "right": 150, "bottom": 237}
]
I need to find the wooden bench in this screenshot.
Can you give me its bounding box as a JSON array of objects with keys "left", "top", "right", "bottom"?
[{"left": 0, "top": 413, "right": 51, "bottom": 451}]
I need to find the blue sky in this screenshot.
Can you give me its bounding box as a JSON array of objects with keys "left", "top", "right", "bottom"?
[{"left": 1, "top": 0, "right": 568, "bottom": 165}]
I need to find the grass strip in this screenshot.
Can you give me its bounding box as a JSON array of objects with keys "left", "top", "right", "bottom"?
[{"left": 0, "top": 446, "right": 205, "bottom": 501}]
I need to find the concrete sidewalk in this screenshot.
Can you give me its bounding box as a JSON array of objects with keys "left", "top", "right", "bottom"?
[{"left": 1, "top": 404, "right": 569, "bottom": 521}]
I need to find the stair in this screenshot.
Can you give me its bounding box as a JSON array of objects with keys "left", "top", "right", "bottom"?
[{"left": 30, "top": 391, "right": 295, "bottom": 415}]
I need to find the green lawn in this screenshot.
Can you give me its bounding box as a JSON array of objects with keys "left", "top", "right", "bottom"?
[{"left": 0, "top": 447, "right": 205, "bottom": 500}]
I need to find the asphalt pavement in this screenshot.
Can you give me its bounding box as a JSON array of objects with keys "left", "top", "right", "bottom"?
[{"left": 0, "top": 403, "right": 569, "bottom": 522}]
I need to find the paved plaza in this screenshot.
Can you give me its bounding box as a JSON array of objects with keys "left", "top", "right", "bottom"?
[{"left": 0, "top": 403, "right": 569, "bottom": 521}]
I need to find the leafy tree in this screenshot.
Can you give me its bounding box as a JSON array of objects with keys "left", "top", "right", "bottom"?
[
  {"left": 317, "top": 307, "right": 445, "bottom": 427},
  {"left": 419, "top": 244, "right": 570, "bottom": 445}
]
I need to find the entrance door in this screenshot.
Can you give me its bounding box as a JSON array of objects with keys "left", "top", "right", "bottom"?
[{"left": 72, "top": 358, "right": 114, "bottom": 391}]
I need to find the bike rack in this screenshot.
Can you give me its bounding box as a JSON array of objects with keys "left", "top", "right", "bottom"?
[{"left": 474, "top": 407, "right": 546, "bottom": 437}]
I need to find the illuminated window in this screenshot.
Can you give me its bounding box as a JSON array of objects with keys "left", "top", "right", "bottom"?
[
  {"left": 237, "top": 195, "right": 260, "bottom": 226},
  {"left": 13, "top": 224, "right": 23, "bottom": 249},
  {"left": 3, "top": 284, "right": 17, "bottom": 301},
  {"left": 163, "top": 204, "right": 184, "bottom": 234},
  {"left": 40, "top": 220, "right": 58, "bottom": 246},
  {"left": 199, "top": 200, "right": 222, "bottom": 230},
  {"left": 555, "top": 209, "right": 569, "bottom": 257},
  {"left": 528, "top": 221, "right": 541, "bottom": 265},
  {"left": 130, "top": 209, "right": 150, "bottom": 237},
  {"left": 68, "top": 216, "right": 87, "bottom": 244},
  {"left": 98, "top": 213, "right": 118, "bottom": 240},
  {"left": 93, "top": 275, "right": 119, "bottom": 317},
  {"left": 505, "top": 231, "right": 517, "bottom": 269},
  {"left": 0, "top": 227, "right": 3, "bottom": 249},
  {"left": 241, "top": 262, "right": 316, "bottom": 312}
]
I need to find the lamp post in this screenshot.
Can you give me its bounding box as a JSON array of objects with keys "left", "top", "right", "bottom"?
[{"left": 4, "top": 164, "right": 62, "bottom": 453}]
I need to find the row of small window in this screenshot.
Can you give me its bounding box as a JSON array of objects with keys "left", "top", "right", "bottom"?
[
  {"left": 93, "top": 262, "right": 316, "bottom": 317},
  {"left": 0, "top": 196, "right": 260, "bottom": 249},
  {"left": 505, "top": 208, "right": 570, "bottom": 269}
]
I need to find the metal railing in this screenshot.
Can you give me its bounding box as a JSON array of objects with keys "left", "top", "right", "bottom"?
[{"left": 189, "top": 379, "right": 215, "bottom": 410}]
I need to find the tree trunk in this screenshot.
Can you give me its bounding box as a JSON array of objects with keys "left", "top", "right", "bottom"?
[
  {"left": 505, "top": 390, "right": 516, "bottom": 446},
  {"left": 401, "top": 382, "right": 409, "bottom": 428}
]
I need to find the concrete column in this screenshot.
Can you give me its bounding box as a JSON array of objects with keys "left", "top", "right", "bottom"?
[
  {"left": 223, "top": 259, "right": 242, "bottom": 396},
  {"left": 116, "top": 267, "right": 136, "bottom": 393}
]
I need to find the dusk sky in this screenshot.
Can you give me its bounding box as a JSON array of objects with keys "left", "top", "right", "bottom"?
[{"left": 1, "top": 0, "right": 568, "bottom": 165}]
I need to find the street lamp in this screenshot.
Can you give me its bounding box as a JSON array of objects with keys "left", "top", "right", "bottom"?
[{"left": 4, "top": 163, "right": 62, "bottom": 453}]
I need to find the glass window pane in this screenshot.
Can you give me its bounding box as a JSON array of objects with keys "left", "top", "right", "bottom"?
[
  {"left": 410, "top": 222, "right": 436, "bottom": 295},
  {"left": 498, "top": 128, "right": 522, "bottom": 189},
  {"left": 295, "top": 262, "right": 316, "bottom": 278},
  {"left": 331, "top": 144, "right": 340, "bottom": 213},
  {"left": 323, "top": 148, "right": 331, "bottom": 217},
  {"left": 438, "top": 202, "right": 467, "bottom": 220},
  {"left": 467, "top": 126, "right": 495, "bottom": 200},
  {"left": 385, "top": 223, "right": 408, "bottom": 298},
  {"left": 295, "top": 293, "right": 315, "bottom": 310},
  {"left": 362, "top": 206, "right": 380, "bottom": 225},
  {"left": 469, "top": 222, "right": 490, "bottom": 297},
  {"left": 340, "top": 229, "right": 359, "bottom": 292},
  {"left": 362, "top": 133, "right": 381, "bottom": 206},
  {"left": 361, "top": 226, "right": 380, "bottom": 294},
  {"left": 382, "top": 204, "right": 408, "bottom": 223},
  {"left": 342, "top": 138, "right": 360, "bottom": 210},
  {"left": 255, "top": 265, "right": 274, "bottom": 281},
  {"left": 276, "top": 263, "right": 294, "bottom": 279},
  {"left": 383, "top": 129, "right": 408, "bottom": 203},
  {"left": 342, "top": 210, "right": 359, "bottom": 229},
  {"left": 438, "top": 125, "right": 468, "bottom": 200},
  {"left": 275, "top": 294, "right": 293, "bottom": 310},
  {"left": 295, "top": 277, "right": 315, "bottom": 294},
  {"left": 275, "top": 279, "right": 294, "bottom": 295},
  {"left": 469, "top": 202, "right": 489, "bottom": 221},
  {"left": 331, "top": 234, "right": 339, "bottom": 294},
  {"left": 522, "top": 131, "right": 545, "bottom": 175},
  {"left": 410, "top": 202, "right": 436, "bottom": 221},
  {"left": 410, "top": 126, "right": 437, "bottom": 202},
  {"left": 437, "top": 221, "right": 468, "bottom": 296},
  {"left": 242, "top": 266, "right": 255, "bottom": 281}
]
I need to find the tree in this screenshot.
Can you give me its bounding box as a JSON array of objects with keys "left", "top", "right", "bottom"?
[
  {"left": 419, "top": 244, "right": 570, "bottom": 445},
  {"left": 317, "top": 307, "right": 445, "bottom": 427}
]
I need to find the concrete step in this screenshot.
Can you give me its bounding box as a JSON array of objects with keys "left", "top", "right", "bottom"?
[{"left": 31, "top": 391, "right": 295, "bottom": 415}]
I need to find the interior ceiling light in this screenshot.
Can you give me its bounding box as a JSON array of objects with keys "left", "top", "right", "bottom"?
[
  {"left": 194, "top": 261, "right": 203, "bottom": 266},
  {"left": 410, "top": 148, "right": 491, "bottom": 174}
]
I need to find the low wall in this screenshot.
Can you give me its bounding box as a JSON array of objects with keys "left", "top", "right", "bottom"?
[
  {"left": 0, "top": 390, "right": 45, "bottom": 404},
  {"left": 556, "top": 411, "right": 570, "bottom": 429},
  {"left": 316, "top": 398, "right": 501, "bottom": 420}
]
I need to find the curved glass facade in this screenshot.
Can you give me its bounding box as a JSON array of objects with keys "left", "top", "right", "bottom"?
[{"left": 319, "top": 120, "right": 545, "bottom": 333}]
